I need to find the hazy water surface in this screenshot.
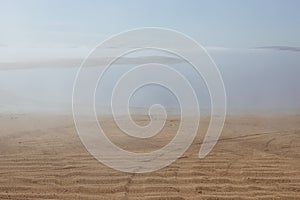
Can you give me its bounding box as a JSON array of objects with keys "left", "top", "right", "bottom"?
[{"left": 0, "top": 49, "right": 299, "bottom": 114}]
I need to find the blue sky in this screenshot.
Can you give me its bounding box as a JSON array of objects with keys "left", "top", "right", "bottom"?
[
  {"left": 1, "top": 0, "right": 300, "bottom": 48},
  {"left": 0, "top": 0, "right": 300, "bottom": 114}
]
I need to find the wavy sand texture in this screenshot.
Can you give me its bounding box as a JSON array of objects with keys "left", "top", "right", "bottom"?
[{"left": 0, "top": 115, "right": 299, "bottom": 199}]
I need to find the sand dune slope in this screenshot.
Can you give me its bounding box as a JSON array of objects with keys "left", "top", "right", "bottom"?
[{"left": 0, "top": 115, "right": 299, "bottom": 199}]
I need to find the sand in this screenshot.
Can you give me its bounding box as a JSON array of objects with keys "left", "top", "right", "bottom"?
[{"left": 0, "top": 114, "right": 299, "bottom": 199}]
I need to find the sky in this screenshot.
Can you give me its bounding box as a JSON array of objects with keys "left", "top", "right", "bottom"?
[
  {"left": 0, "top": 0, "right": 300, "bottom": 49},
  {"left": 0, "top": 0, "right": 299, "bottom": 114}
]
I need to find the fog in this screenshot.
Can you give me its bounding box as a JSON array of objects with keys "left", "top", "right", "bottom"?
[{"left": 0, "top": 47, "right": 299, "bottom": 115}]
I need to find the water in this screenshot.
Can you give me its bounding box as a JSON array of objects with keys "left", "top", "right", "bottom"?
[{"left": 0, "top": 49, "right": 299, "bottom": 114}]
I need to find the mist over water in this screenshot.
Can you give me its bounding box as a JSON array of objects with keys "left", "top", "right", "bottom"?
[{"left": 0, "top": 49, "right": 299, "bottom": 115}]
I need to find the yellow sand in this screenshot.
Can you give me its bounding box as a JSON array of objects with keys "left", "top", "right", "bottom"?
[{"left": 0, "top": 114, "right": 299, "bottom": 199}]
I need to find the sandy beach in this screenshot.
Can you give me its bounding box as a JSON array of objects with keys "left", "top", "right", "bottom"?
[
  {"left": 0, "top": 114, "right": 299, "bottom": 199},
  {"left": 1, "top": 0, "right": 300, "bottom": 199}
]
